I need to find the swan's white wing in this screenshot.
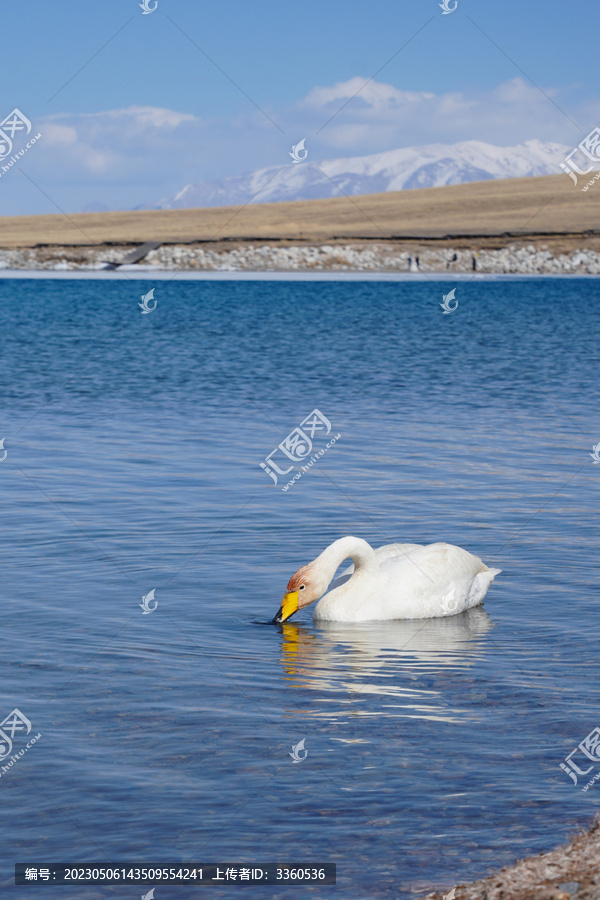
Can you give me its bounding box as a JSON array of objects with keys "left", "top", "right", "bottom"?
[
  {"left": 328, "top": 544, "right": 423, "bottom": 591},
  {"left": 375, "top": 543, "right": 425, "bottom": 563},
  {"left": 378, "top": 543, "right": 498, "bottom": 618},
  {"left": 329, "top": 542, "right": 423, "bottom": 591},
  {"left": 315, "top": 542, "right": 501, "bottom": 622}
]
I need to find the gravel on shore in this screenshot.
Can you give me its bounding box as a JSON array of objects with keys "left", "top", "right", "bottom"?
[
  {"left": 423, "top": 817, "right": 600, "bottom": 900},
  {"left": 1, "top": 241, "right": 600, "bottom": 274}
]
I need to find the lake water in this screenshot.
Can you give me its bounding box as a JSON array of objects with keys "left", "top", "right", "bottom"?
[{"left": 1, "top": 275, "right": 599, "bottom": 899}]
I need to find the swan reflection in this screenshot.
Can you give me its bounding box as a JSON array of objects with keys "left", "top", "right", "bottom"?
[{"left": 279, "top": 607, "right": 493, "bottom": 722}]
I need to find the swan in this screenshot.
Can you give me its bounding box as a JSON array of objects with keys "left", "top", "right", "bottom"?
[{"left": 273, "top": 536, "right": 501, "bottom": 623}]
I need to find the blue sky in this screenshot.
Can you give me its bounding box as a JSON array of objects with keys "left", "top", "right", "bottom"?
[{"left": 1, "top": 0, "right": 598, "bottom": 215}]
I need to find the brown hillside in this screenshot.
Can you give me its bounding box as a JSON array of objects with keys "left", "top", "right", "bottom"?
[{"left": 0, "top": 174, "right": 597, "bottom": 250}]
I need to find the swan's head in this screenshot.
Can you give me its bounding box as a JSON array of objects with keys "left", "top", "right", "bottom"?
[{"left": 273, "top": 564, "right": 322, "bottom": 623}]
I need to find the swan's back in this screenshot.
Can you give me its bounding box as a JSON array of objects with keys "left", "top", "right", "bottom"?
[
  {"left": 376, "top": 542, "right": 425, "bottom": 564},
  {"left": 332, "top": 542, "right": 424, "bottom": 587},
  {"left": 316, "top": 541, "right": 501, "bottom": 622}
]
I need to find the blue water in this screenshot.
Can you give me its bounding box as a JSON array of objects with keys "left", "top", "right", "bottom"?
[{"left": 1, "top": 276, "right": 599, "bottom": 899}]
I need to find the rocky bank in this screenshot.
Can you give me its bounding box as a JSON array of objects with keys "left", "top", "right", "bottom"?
[
  {"left": 1, "top": 241, "right": 600, "bottom": 274},
  {"left": 423, "top": 817, "right": 600, "bottom": 900}
]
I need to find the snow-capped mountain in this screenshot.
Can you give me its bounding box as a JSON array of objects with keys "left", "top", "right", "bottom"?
[{"left": 153, "top": 139, "right": 568, "bottom": 209}]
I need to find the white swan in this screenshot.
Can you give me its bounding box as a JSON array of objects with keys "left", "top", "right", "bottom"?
[{"left": 273, "top": 536, "right": 501, "bottom": 623}]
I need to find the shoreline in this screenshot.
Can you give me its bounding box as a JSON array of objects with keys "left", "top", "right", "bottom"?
[
  {"left": 423, "top": 817, "right": 600, "bottom": 900},
  {"left": 1, "top": 238, "right": 600, "bottom": 277},
  {"left": 1, "top": 270, "right": 599, "bottom": 281}
]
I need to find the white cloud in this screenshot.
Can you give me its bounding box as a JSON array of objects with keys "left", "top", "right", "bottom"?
[
  {"left": 42, "top": 123, "right": 78, "bottom": 145},
  {"left": 301, "top": 77, "right": 434, "bottom": 111},
  {"left": 98, "top": 106, "right": 195, "bottom": 129},
  {"left": 5, "top": 78, "right": 595, "bottom": 213},
  {"left": 31, "top": 106, "right": 206, "bottom": 184},
  {"left": 291, "top": 76, "right": 581, "bottom": 152}
]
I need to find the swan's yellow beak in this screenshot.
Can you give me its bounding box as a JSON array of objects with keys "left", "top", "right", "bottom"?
[{"left": 273, "top": 590, "right": 299, "bottom": 624}]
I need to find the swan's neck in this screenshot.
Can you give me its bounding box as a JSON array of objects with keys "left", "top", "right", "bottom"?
[{"left": 312, "top": 536, "right": 378, "bottom": 593}]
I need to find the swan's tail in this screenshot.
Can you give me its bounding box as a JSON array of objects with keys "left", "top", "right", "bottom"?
[
  {"left": 481, "top": 563, "right": 502, "bottom": 576},
  {"left": 468, "top": 565, "right": 501, "bottom": 608}
]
